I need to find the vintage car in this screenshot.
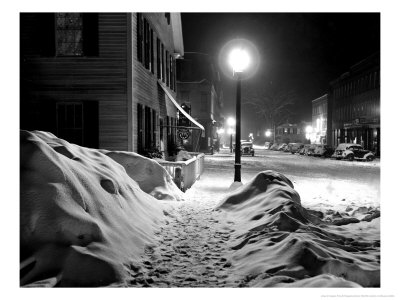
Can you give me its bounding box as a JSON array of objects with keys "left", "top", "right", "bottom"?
[
  {"left": 331, "top": 143, "right": 375, "bottom": 161},
  {"left": 269, "top": 143, "right": 279, "bottom": 151},
  {"left": 306, "top": 144, "right": 318, "bottom": 156},
  {"left": 313, "top": 144, "right": 335, "bottom": 158},
  {"left": 277, "top": 143, "right": 288, "bottom": 151},
  {"left": 288, "top": 143, "right": 304, "bottom": 154},
  {"left": 241, "top": 141, "right": 255, "bottom": 156},
  {"left": 298, "top": 144, "right": 311, "bottom": 155}
]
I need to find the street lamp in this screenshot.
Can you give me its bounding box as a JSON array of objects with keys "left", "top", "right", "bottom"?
[{"left": 229, "top": 48, "right": 250, "bottom": 182}]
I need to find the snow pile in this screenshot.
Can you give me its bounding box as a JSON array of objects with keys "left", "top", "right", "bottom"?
[
  {"left": 101, "top": 150, "right": 184, "bottom": 201},
  {"left": 216, "top": 170, "right": 380, "bottom": 287},
  {"left": 20, "top": 130, "right": 169, "bottom": 287}
]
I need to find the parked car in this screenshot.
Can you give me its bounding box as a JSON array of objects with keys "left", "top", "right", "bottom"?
[
  {"left": 264, "top": 142, "right": 272, "bottom": 149},
  {"left": 313, "top": 144, "right": 335, "bottom": 158},
  {"left": 331, "top": 143, "right": 375, "bottom": 161},
  {"left": 270, "top": 143, "right": 279, "bottom": 151},
  {"left": 288, "top": 143, "right": 304, "bottom": 154},
  {"left": 241, "top": 141, "right": 255, "bottom": 156},
  {"left": 306, "top": 144, "right": 318, "bottom": 156},
  {"left": 298, "top": 144, "right": 311, "bottom": 155},
  {"left": 278, "top": 143, "right": 288, "bottom": 151}
]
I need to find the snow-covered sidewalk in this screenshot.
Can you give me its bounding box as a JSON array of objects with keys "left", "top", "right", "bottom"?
[{"left": 113, "top": 168, "right": 239, "bottom": 287}]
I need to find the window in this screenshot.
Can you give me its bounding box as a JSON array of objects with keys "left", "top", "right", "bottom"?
[
  {"left": 137, "top": 13, "right": 143, "bottom": 62},
  {"left": 145, "top": 106, "right": 152, "bottom": 148},
  {"left": 156, "top": 38, "right": 161, "bottom": 79},
  {"left": 144, "top": 19, "right": 149, "bottom": 68},
  {"left": 138, "top": 15, "right": 154, "bottom": 73},
  {"left": 165, "top": 50, "right": 170, "bottom": 86},
  {"left": 57, "top": 103, "right": 83, "bottom": 145},
  {"left": 170, "top": 54, "right": 174, "bottom": 90},
  {"left": 56, "top": 13, "right": 83, "bottom": 56},
  {"left": 137, "top": 104, "right": 144, "bottom": 152},
  {"left": 150, "top": 29, "right": 154, "bottom": 74},
  {"left": 161, "top": 44, "right": 165, "bottom": 82}
]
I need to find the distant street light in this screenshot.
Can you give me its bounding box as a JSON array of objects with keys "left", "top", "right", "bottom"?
[
  {"left": 265, "top": 130, "right": 272, "bottom": 137},
  {"left": 227, "top": 117, "right": 236, "bottom": 127},
  {"left": 305, "top": 125, "right": 313, "bottom": 142}
]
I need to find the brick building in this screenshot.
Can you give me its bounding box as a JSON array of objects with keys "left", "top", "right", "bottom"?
[
  {"left": 20, "top": 13, "right": 201, "bottom": 156},
  {"left": 330, "top": 52, "right": 380, "bottom": 156}
]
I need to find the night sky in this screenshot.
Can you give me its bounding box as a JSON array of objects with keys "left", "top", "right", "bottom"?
[{"left": 181, "top": 13, "right": 380, "bottom": 135}]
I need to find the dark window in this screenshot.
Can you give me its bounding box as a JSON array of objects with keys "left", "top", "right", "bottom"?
[
  {"left": 159, "top": 117, "right": 164, "bottom": 142},
  {"left": 156, "top": 38, "right": 161, "bottom": 79},
  {"left": 137, "top": 103, "right": 144, "bottom": 152},
  {"left": 166, "top": 50, "right": 170, "bottom": 87},
  {"left": 161, "top": 44, "right": 165, "bottom": 82},
  {"left": 145, "top": 106, "right": 152, "bottom": 148},
  {"left": 56, "top": 103, "right": 83, "bottom": 145},
  {"left": 137, "top": 13, "right": 143, "bottom": 63},
  {"left": 170, "top": 54, "right": 174, "bottom": 90},
  {"left": 144, "top": 18, "right": 149, "bottom": 68},
  {"left": 150, "top": 29, "right": 154, "bottom": 74},
  {"left": 152, "top": 109, "right": 157, "bottom": 146}
]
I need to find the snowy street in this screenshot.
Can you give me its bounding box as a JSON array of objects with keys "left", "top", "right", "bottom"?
[
  {"left": 207, "top": 148, "right": 380, "bottom": 213},
  {"left": 116, "top": 147, "right": 380, "bottom": 287}
]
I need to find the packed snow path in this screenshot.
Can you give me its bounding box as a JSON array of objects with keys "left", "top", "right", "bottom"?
[{"left": 119, "top": 170, "right": 240, "bottom": 287}]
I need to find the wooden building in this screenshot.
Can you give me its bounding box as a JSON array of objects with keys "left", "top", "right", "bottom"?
[
  {"left": 330, "top": 53, "right": 380, "bottom": 156},
  {"left": 20, "top": 13, "right": 199, "bottom": 155},
  {"left": 176, "top": 52, "right": 224, "bottom": 152},
  {"left": 275, "top": 122, "right": 309, "bottom": 144}
]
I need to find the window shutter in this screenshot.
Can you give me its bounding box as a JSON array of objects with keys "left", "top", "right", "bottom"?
[
  {"left": 83, "top": 13, "right": 99, "bottom": 56},
  {"left": 38, "top": 13, "right": 55, "bottom": 56}
]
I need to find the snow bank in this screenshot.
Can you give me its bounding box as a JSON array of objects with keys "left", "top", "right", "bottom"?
[
  {"left": 20, "top": 130, "right": 168, "bottom": 286},
  {"left": 101, "top": 150, "right": 184, "bottom": 201},
  {"left": 216, "top": 170, "right": 380, "bottom": 287}
]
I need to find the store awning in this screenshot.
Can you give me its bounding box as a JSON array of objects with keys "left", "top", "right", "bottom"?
[{"left": 158, "top": 80, "right": 205, "bottom": 131}]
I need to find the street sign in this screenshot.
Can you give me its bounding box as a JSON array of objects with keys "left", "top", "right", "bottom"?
[{"left": 178, "top": 129, "right": 191, "bottom": 139}]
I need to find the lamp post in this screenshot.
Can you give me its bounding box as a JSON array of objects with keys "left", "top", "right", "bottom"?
[{"left": 229, "top": 48, "right": 250, "bottom": 182}]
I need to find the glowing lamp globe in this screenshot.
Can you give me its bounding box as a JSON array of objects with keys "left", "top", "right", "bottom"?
[
  {"left": 227, "top": 117, "right": 236, "bottom": 127},
  {"left": 229, "top": 48, "right": 250, "bottom": 73}
]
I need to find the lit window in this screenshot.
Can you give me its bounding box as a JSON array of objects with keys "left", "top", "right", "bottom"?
[{"left": 56, "top": 13, "right": 83, "bottom": 56}]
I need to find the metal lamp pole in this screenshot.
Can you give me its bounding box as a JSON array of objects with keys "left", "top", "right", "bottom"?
[
  {"left": 234, "top": 72, "right": 242, "bottom": 182},
  {"left": 230, "top": 133, "right": 233, "bottom": 153}
]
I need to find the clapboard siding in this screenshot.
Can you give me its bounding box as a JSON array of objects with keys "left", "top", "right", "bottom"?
[
  {"left": 131, "top": 13, "right": 179, "bottom": 152},
  {"left": 21, "top": 13, "right": 129, "bottom": 151}
]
